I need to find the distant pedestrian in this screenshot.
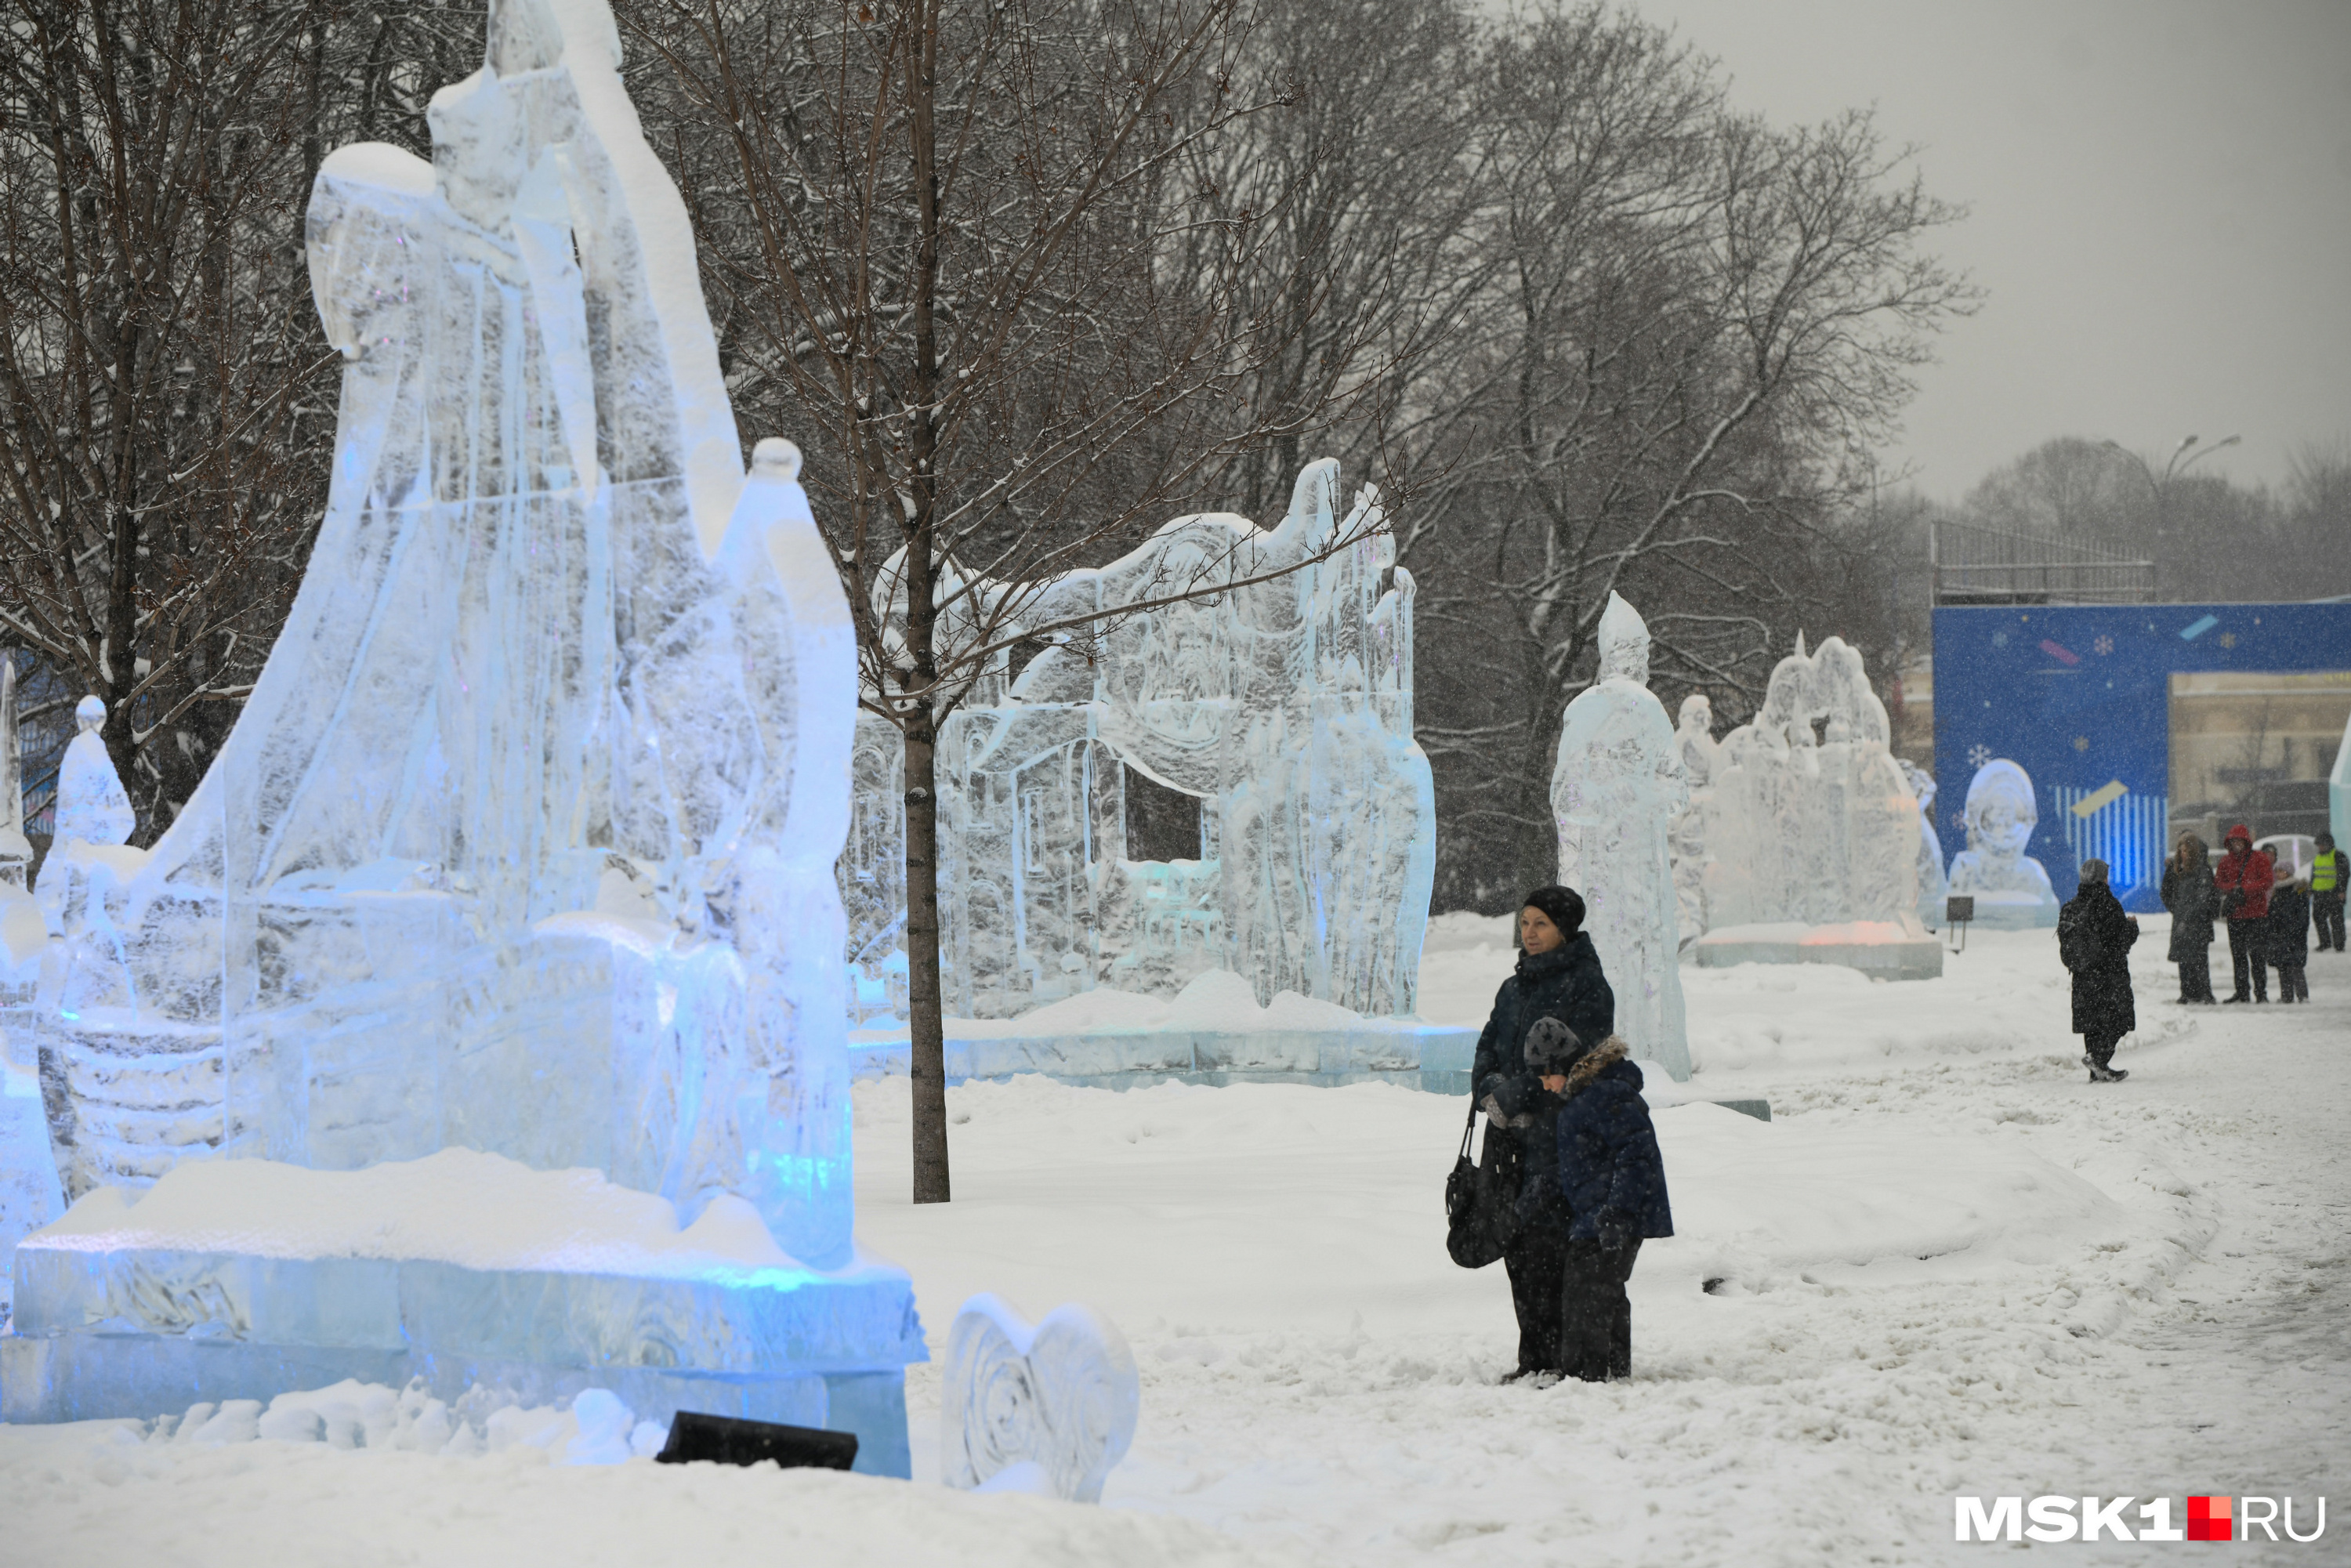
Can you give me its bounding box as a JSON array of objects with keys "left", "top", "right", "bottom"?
[
  {"left": 2313, "top": 832, "right": 2346, "bottom": 954},
  {"left": 1471, "top": 885, "right": 1615, "bottom": 1383},
  {"left": 2160, "top": 833, "right": 2219, "bottom": 1004},
  {"left": 1542, "top": 1028, "right": 1672, "bottom": 1382},
  {"left": 2058, "top": 858, "right": 2139, "bottom": 1083},
  {"left": 2269, "top": 868, "right": 2312, "bottom": 1003},
  {"left": 2213, "top": 826, "right": 2274, "bottom": 1003}
]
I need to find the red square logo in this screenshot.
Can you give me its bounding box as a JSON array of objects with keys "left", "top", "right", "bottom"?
[{"left": 2187, "top": 1495, "right": 2233, "bottom": 1541}]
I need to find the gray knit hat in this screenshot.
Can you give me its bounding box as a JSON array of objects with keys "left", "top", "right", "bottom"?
[{"left": 1523, "top": 1016, "right": 1585, "bottom": 1071}]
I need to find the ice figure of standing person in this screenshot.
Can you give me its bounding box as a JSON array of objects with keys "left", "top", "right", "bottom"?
[
  {"left": 53, "top": 697, "right": 135, "bottom": 847},
  {"left": 1946, "top": 759, "right": 2057, "bottom": 926},
  {"left": 1669, "top": 695, "right": 1717, "bottom": 945},
  {"left": 1900, "top": 759, "right": 1947, "bottom": 927},
  {"left": 1551, "top": 592, "right": 1690, "bottom": 1080}
]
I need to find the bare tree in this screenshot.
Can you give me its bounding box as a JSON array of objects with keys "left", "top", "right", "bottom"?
[
  {"left": 0, "top": 0, "right": 476, "bottom": 845},
  {"left": 636, "top": 0, "right": 1411, "bottom": 1200},
  {"left": 1403, "top": 4, "right": 1975, "bottom": 904}
]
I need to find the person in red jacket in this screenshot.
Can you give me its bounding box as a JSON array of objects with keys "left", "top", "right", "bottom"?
[{"left": 2214, "top": 825, "right": 2274, "bottom": 1003}]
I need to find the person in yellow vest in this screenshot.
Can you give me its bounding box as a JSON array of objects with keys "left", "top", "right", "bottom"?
[{"left": 2313, "top": 832, "right": 2346, "bottom": 954}]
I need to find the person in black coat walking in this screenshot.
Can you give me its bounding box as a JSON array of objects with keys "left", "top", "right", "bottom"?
[
  {"left": 2160, "top": 833, "right": 2219, "bottom": 1004},
  {"left": 2058, "top": 858, "right": 2139, "bottom": 1082},
  {"left": 1540, "top": 1030, "right": 1672, "bottom": 1382},
  {"left": 1471, "top": 885, "right": 1614, "bottom": 1381}
]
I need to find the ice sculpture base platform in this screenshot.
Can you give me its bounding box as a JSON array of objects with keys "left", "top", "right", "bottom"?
[
  {"left": 0, "top": 1153, "right": 926, "bottom": 1478},
  {"left": 1693, "top": 920, "right": 1945, "bottom": 982}
]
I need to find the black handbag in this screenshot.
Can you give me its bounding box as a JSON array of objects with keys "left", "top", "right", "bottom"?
[{"left": 1445, "top": 1097, "right": 1522, "bottom": 1269}]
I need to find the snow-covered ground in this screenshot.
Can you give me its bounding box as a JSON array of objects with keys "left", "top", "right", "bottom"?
[{"left": 7, "top": 920, "right": 2347, "bottom": 1564}]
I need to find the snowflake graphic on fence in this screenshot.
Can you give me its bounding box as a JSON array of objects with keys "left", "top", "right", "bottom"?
[
  {"left": 1967, "top": 742, "right": 1993, "bottom": 770},
  {"left": 2093, "top": 635, "right": 2114, "bottom": 655}
]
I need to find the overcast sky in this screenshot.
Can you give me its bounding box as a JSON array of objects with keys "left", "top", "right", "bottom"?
[{"left": 1622, "top": 0, "right": 2351, "bottom": 502}]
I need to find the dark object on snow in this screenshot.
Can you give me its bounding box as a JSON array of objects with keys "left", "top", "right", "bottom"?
[
  {"left": 1446, "top": 1098, "right": 1523, "bottom": 1269},
  {"left": 2058, "top": 878, "right": 2138, "bottom": 1045},
  {"left": 2161, "top": 836, "right": 2219, "bottom": 1002},
  {"left": 655, "top": 1411, "right": 858, "bottom": 1472}
]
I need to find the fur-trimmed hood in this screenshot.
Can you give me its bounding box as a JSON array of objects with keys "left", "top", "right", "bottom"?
[{"left": 1560, "top": 1034, "right": 1632, "bottom": 1097}]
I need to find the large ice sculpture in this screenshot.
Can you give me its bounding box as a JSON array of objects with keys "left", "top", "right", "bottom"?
[
  {"left": 20, "top": 0, "right": 861, "bottom": 1262},
  {"left": 1693, "top": 635, "right": 1939, "bottom": 979},
  {"left": 50, "top": 697, "right": 134, "bottom": 849},
  {"left": 841, "top": 462, "right": 1435, "bottom": 1021},
  {"left": 1550, "top": 593, "right": 1690, "bottom": 1081},
  {"left": 942, "top": 1294, "right": 1138, "bottom": 1503},
  {"left": 7, "top": 0, "right": 915, "bottom": 1465},
  {"left": 1946, "top": 759, "right": 2059, "bottom": 929}
]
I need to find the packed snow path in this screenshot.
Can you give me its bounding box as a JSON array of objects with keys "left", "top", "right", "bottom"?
[{"left": 5, "top": 925, "right": 2345, "bottom": 1565}]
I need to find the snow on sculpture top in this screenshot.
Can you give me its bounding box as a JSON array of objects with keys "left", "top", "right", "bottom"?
[
  {"left": 843, "top": 460, "right": 1435, "bottom": 1021},
  {"left": 31, "top": 0, "right": 858, "bottom": 1269},
  {"left": 1699, "top": 634, "right": 1921, "bottom": 932},
  {"left": 52, "top": 697, "right": 135, "bottom": 849},
  {"left": 1946, "top": 759, "right": 2056, "bottom": 914},
  {"left": 1551, "top": 592, "right": 1690, "bottom": 1079}
]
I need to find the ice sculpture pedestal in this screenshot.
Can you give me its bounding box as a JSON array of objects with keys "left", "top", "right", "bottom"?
[
  {"left": 1691, "top": 919, "right": 1943, "bottom": 981},
  {"left": 1, "top": 1153, "right": 926, "bottom": 1476}
]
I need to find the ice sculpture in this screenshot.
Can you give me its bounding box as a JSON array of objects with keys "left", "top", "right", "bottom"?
[
  {"left": 6, "top": 0, "right": 916, "bottom": 1465},
  {"left": 1693, "top": 635, "right": 1939, "bottom": 978},
  {"left": 841, "top": 461, "right": 1434, "bottom": 1021},
  {"left": 1669, "top": 694, "right": 1719, "bottom": 945},
  {"left": 1946, "top": 759, "right": 2059, "bottom": 928},
  {"left": 942, "top": 1294, "right": 1139, "bottom": 1503},
  {"left": 1900, "top": 759, "right": 1948, "bottom": 928},
  {"left": 50, "top": 697, "right": 134, "bottom": 849},
  {"left": 1550, "top": 592, "right": 1690, "bottom": 1081}
]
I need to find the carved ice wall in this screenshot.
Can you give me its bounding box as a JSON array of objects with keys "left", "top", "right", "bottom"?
[
  {"left": 18, "top": 0, "right": 857, "bottom": 1269},
  {"left": 1700, "top": 636, "right": 1922, "bottom": 933},
  {"left": 842, "top": 464, "right": 1436, "bottom": 1021}
]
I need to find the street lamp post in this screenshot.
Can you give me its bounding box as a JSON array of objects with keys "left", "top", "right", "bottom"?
[{"left": 2100, "top": 433, "right": 2241, "bottom": 600}]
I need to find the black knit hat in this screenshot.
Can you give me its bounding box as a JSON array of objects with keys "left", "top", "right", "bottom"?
[{"left": 1520, "top": 885, "right": 1585, "bottom": 943}]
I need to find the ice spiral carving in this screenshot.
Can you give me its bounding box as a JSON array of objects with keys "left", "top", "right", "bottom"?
[{"left": 942, "top": 1294, "right": 1139, "bottom": 1503}]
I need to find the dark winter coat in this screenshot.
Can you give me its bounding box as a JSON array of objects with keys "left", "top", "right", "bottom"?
[
  {"left": 2161, "top": 860, "right": 2219, "bottom": 961},
  {"left": 2058, "top": 882, "right": 2139, "bottom": 1038},
  {"left": 1473, "top": 935, "right": 1615, "bottom": 1236},
  {"left": 1470, "top": 935, "right": 1616, "bottom": 1101},
  {"left": 2215, "top": 831, "right": 2273, "bottom": 922},
  {"left": 1549, "top": 1037, "right": 1674, "bottom": 1244},
  {"left": 2268, "top": 882, "right": 2311, "bottom": 966}
]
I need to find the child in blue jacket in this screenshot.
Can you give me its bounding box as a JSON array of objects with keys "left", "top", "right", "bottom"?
[{"left": 1532, "top": 1027, "right": 1673, "bottom": 1382}]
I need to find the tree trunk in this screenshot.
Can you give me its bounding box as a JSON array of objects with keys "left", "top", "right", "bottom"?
[
  {"left": 903, "top": 0, "right": 951, "bottom": 1204},
  {"left": 903, "top": 708, "right": 951, "bottom": 1203}
]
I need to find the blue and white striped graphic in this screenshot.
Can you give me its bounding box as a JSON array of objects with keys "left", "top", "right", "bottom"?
[{"left": 2052, "top": 784, "right": 2168, "bottom": 896}]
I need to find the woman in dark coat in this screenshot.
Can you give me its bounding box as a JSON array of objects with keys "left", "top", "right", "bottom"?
[
  {"left": 1540, "top": 1029, "right": 1672, "bottom": 1382},
  {"left": 2058, "top": 858, "right": 2139, "bottom": 1082},
  {"left": 2160, "top": 833, "right": 2219, "bottom": 1004},
  {"left": 1470, "top": 885, "right": 1614, "bottom": 1381}
]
